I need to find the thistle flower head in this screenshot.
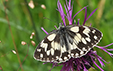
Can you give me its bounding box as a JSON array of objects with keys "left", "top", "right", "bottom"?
[{"left": 40, "top": 0, "right": 113, "bottom": 71}]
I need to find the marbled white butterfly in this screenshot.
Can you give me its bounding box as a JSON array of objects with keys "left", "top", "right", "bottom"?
[{"left": 34, "top": 24, "right": 102, "bottom": 63}]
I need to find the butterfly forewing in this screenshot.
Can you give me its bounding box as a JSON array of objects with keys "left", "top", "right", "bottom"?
[
  {"left": 66, "top": 25, "right": 102, "bottom": 58},
  {"left": 34, "top": 31, "right": 61, "bottom": 62},
  {"left": 34, "top": 24, "right": 102, "bottom": 63}
]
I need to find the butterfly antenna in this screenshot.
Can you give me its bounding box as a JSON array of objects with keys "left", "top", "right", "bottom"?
[{"left": 43, "top": 17, "right": 58, "bottom": 24}]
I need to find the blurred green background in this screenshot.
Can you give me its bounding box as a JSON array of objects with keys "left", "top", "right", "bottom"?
[{"left": 0, "top": 0, "right": 113, "bottom": 71}]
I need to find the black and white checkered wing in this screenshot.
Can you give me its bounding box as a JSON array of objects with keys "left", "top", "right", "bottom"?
[
  {"left": 34, "top": 24, "right": 103, "bottom": 63},
  {"left": 66, "top": 25, "right": 102, "bottom": 58},
  {"left": 34, "top": 31, "right": 62, "bottom": 63}
]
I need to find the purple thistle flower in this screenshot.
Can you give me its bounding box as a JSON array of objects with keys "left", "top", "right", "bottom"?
[{"left": 40, "top": 0, "right": 113, "bottom": 71}]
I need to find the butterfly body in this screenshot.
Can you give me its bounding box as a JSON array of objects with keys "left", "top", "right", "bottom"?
[{"left": 34, "top": 24, "right": 102, "bottom": 63}]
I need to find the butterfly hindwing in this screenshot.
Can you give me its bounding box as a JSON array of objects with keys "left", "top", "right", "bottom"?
[{"left": 34, "top": 24, "right": 103, "bottom": 63}]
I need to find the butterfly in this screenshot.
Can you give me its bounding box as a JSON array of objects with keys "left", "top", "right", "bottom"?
[{"left": 34, "top": 24, "right": 102, "bottom": 63}]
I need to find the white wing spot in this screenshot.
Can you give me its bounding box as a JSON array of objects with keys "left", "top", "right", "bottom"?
[
  {"left": 74, "top": 36, "right": 80, "bottom": 44},
  {"left": 75, "top": 53, "right": 79, "bottom": 57},
  {"left": 69, "top": 43, "right": 73, "bottom": 50},
  {"left": 83, "top": 26, "right": 90, "bottom": 37},
  {"left": 85, "top": 37, "right": 91, "bottom": 42},
  {"left": 68, "top": 54, "right": 71, "bottom": 58},
  {"left": 51, "top": 41, "right": 60, "bottom": 52},
  {"left": 73, "top": 43, "right": 78, "bottom": 49},
  {"left": 54, "top": 42, "right": 60, "bottom": 50},
  {"left": 71, "top": 53, "right": 74, "bottom": 57},
  {"left": 61, "top": 45, "right": 67, "bottom": 53},
  {"left": 40, "top": 43, "right": 48, "bottom": 49},
  {"left": 59, "top": 58, "right": 63, "bottom": 61},
  {"left": 80, "top": 51, "right": 84, "bottom": 55},
  {"left": 37, "top": 49, "right": 41, "bottom": 52},
  {"left": 94, "top": 36, "right": 97, "bottom": 40},
  {"left": 47, "top": 34, "right": 56, "bottom": 41},
  {"left": 82, "top": 38, "right": 87, "bottom": 44},
  {"left": 46, "top": 50, "right": 50, "bottom": 55},
  {"left": 64, "top": 57, "right": 68, "bottom": 60},
  {"left": 51, "top": 41, "right": 54, "bottom": 48},
  {"left": 40, "top": 54, "right": 43, "bottom": 58},
  {"left": 73, "top": 39, "right": 77, "bottom": 45},
  {"left": 70, "top": 27, "right": 79, "bottom": 33},
  {"left": 51, "top": 48, "right": 54, "bottom": 55},
  {"left": 56, "top": 56, "right": 59, "bottom": 59},
  {"left": 76, "top": 33, "right": 82, "bottom": 39},
  {"left": 82, "top": 47, "right": 87, "bottom": 51},
  {"left": 92, "top": 30, "right": 96, "bottom": 33}
]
